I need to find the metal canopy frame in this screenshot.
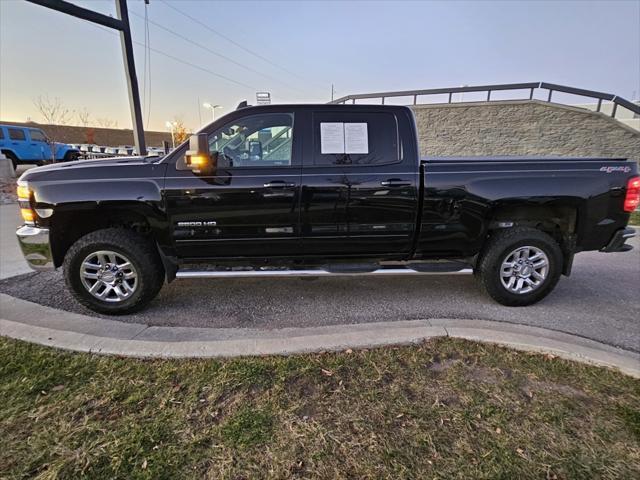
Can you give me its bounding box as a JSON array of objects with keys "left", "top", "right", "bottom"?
[
  {"left": 330, "top": 81, "right": 640, "bottom": 119},
  {"left": 25, "top": 0, "right": 147, "bottom": 155}
]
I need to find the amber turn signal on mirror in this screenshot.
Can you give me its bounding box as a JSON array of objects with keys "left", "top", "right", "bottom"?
[{"left": 188, "top": 155, "right": 209, "bottom": 167}]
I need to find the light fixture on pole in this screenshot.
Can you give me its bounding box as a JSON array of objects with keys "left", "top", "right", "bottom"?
[
  {"left": 165, "top": 120, "right": 177, "bottom": 149},
  {"left": 202, "top": 102, "right": 223, "bottom": 122}
]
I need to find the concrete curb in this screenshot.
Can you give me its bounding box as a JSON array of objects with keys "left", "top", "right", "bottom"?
[{"left": 1, "top": 294, "right": 638, "bottom": 377}]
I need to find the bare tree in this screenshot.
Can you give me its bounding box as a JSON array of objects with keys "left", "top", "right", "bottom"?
[
  {"left": 77, "top": 108, "right": 91, "bottom": 127},
  {"left": 32, "top": 95, "right": 73, "bottom": 162},
  {"left": 96, "top": 117, "right": 119, "bottom": 128},
  {"left": 33, "top": 95, "right": 72, "bottom": 125}
]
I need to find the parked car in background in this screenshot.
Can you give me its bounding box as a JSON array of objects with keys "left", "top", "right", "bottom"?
[{"left": 0, "top": 124, "right": 79, "bottom": 169}]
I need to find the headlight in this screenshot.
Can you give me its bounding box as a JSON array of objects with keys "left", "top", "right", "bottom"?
[
  {"left": 17, "top": 183, "right": 31, "bottom": 200},
  {"left": 17, "top": 182, "right": 35, "bottom": 224}
]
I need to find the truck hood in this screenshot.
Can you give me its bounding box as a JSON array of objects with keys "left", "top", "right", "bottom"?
[{"left": 19, "top": 156, "right": 165, "bottom": 184}]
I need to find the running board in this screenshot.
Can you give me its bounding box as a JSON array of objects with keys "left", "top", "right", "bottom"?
[{"left": 175, "top": 267, "right": 473, "bottom": 279}]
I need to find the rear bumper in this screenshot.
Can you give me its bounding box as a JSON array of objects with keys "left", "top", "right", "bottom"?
[
  {"left": 601, "top": 227, "right": 635, "bottom": 253},
  {"left": 16, "top": 225, "right": 55, "bottom": 270}
]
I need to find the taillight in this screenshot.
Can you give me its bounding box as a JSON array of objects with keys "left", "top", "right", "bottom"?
[{"left": 624, "top": 176, "right": 640, "bottom": 212}]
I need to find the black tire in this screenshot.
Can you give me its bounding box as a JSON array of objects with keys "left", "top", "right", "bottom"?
[
  {"left": 4, "top": 151, "right": 18, "bottom": 171},
  {"left": 475, "top": 227, "right": 562, "bottom": 307},
  {"left": 63, "top": 151, "right": 80, "bottom": 162},
  {"left": 63, "top": 228, "right": 164, "bottom": 315}
]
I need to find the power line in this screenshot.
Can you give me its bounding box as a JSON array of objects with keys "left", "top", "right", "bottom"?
[
  {"left": 158, "top": 0, "right": 325, "bottom": 90},
  {"left": 94, "top": 23, "right": 257, "bottom": 90},
  {"left": 142, "top": 2, "right": 151, "bottom": 128},
  {"left": 143, "top": 42, "right": 257, "bottom": 90},
  {"left": 142, "top": 5, "right": 147, "bottom": 114},
  {"left": 130, "top": 11, "right": 307, "bottom": 95},
  {"left": 145, "top": 3, "right": 152, "bottom": 128}
]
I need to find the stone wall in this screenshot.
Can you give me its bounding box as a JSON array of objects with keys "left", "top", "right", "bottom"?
[
  {"left": 0, "top": 121, "right": 172, "bottom": 148},
  {"left": 410, "top": 100, "right": 640, "bottom": 162},
  {"left": 5, "top": 100, "right": 640, "bottom": 161}
]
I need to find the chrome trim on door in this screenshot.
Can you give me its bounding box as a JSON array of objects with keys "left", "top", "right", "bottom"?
[{"left": 176, "top": 267, "right": 473, "bottom": 279}]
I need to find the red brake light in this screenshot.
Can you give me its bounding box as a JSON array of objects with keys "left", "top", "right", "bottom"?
[{"left": 624, "top": 176, "right": 640, "bottom": 212}]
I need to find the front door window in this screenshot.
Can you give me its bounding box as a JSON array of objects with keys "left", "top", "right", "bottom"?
[{"left": 208, "top": 113, "right": 293, "bottom": 168}]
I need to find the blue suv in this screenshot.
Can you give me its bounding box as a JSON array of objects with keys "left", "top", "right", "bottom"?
[{"left": 0, "top": 124, "right": 80, "bottom": 169}]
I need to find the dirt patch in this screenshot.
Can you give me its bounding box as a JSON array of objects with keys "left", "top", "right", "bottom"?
[
  {"left": 526, "top": 379, "right": 592, "bottom": 402},
  {"left": 0, "top": 178, "right": 17, "bottom": 204}
]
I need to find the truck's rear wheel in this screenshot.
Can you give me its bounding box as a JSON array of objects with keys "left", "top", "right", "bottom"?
[
  {"left": 476, "top": 227, "right": 562, "bottom": 306},
  {"left": 64, "top": 228, "right": 164, "bottom": 315}
]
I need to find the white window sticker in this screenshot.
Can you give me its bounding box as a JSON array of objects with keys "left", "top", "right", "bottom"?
[
  {"left": 344, "top": 122, "right": 369, "bottom": 154},
  {"left": 320, "top": 122, "right": 345, "bottom": 154}
]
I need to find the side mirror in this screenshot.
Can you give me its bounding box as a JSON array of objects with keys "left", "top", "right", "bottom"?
[{"left": 185, "top": 134, "right": 215, "bottom": 174}]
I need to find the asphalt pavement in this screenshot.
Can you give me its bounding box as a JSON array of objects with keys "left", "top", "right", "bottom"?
[{"left": 1, "top": 231, "right": 638, "bottom": 352}]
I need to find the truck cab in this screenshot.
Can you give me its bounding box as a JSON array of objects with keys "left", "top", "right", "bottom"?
[{"left": 166, "top": 104, "right": 418, "bottom": 260}]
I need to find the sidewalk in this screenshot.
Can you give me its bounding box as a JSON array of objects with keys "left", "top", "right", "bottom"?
[
  {"left": 0, "top": 204, "right": 30, "bottom": 279},
  {"left": 1, "top": 293, "right": 639, "bottom": 377}
]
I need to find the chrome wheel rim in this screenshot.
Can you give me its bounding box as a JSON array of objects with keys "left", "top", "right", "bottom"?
[
  {"left": 500, "top": 246, "right": 549, "bottom": 294},
  {"left": 80, "top": 250, "right": 138, "bottom": 303}
]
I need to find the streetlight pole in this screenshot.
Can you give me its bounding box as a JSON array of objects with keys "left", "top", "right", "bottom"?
[
  {"left": 165, "top": 121, "right": 177, "bottom": 149},
  {"left": 203, "top": 102, "right": 222, "bottom": 122}
]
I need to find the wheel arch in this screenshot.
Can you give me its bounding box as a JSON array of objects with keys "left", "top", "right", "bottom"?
[
  {"left": 487, "top": 203, "right": 578, "bottom": 275},
  {"left": 48, "top": 201, "right": 169, "bottom": 268},
  {"left": 1, "top": 148, "right": 19, "bottom": 162}
]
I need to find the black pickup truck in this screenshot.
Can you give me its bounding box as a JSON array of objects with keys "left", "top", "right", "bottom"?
[{"left": 15, "top": 104, "right": 638, "bottom": 314}]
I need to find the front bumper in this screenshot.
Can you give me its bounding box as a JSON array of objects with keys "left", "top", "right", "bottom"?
[
  {"left": 601, "top": 227, "right": 635, "bottom": 253},
  {"left": 16, "top": 225, "right": 55, "bottom": 270}
]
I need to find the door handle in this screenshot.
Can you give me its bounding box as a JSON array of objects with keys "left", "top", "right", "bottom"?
[
  {"left": 380, "top": 179, "right": 412, "bottom": 187},
  {"left": 264, "top": 181, "right": 296, "bottom": 188}
]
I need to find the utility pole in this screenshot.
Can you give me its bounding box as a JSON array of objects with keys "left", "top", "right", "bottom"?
[
  {"left": 24, "top": 0, "right": 147, "bottom": 155},
  {"left": 331, "top": 84, "right": 335, "bottom": 102},
  {"left": 115, "top": 0, "right": 146, "bottom": 155}
]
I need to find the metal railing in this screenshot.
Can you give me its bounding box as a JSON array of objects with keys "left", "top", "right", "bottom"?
[
  {"left": 70, "top": 143, "right": 171, "bottom": 159},
  {"left": 329, "top": 82, "right": 640, "bottom": 119}
]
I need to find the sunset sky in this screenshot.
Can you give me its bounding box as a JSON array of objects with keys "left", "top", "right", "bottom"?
[{"left": 1, "top": 0, "right": 638, "bottom": 132}]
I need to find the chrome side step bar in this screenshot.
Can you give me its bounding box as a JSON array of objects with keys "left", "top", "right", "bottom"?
[{"left": 176, "top": 267, "right": 473, "bottom": 279}]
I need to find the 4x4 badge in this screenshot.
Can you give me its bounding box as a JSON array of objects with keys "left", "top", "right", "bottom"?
[{"left": 600, "top": 166, "right": 631, "bottom": 173}]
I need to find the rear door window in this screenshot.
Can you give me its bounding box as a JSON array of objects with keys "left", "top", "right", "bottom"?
[
  {"left": 29, "top": 129, "right": 47, "bottom": 142},
  {"left": 8, "top": 128, "right": 26, "bottom": 141},
  {"left": 312, "top": 111, "right": 399, "bottom": 166}
]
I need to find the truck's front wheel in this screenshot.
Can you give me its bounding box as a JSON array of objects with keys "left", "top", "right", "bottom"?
[
  {"left": 476, "top": 227, "right": 562, "bottom": 306},
  {"left": 64, "top": 228, "right": 164, "bottom": 315}
]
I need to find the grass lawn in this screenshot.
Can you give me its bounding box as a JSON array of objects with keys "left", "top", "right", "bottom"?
[
  {"left": 630, "top": 209, "right": 640, "bottom": 225},
  {"left": 1, "top": 337, "right": 639, "bottom": 479}
]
